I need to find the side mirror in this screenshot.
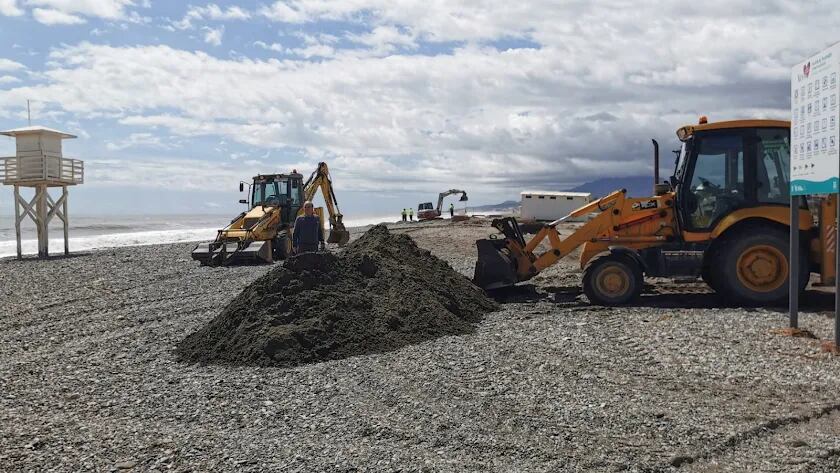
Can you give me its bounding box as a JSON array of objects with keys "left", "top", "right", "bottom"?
[
  {"left": 239, "top": 182, "right": 244, "bottom": 192},
  {"left": 239, "top": 199, "right": 248, "bottom": 204}
]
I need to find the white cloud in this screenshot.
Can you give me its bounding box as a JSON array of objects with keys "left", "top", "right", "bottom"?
[
  {"left": 0, "top": 58, "right": 25, "bottom": 71},
  {"left": 25, "top": 0, "right": 136, "bottom": 20},
  {"left": 173, "top": 3, "right": 251, "bottom": 30},
  {"left": 0, "top": 75, "right": 21, "bottom": 84},
  {"left": 105, "top": 132, "right": 171, "bottom": 150},
  {"left": 32, "top": 7, "right": 85, "bottom": 24},
  {"left": 253, "top": 41, "right": 285, "bottom": 53},
  {"left": 0, "top": 0, "right": 24, "bottom": 16},
  {"left": 202, "top": 26, "right": 224, "bottom": 46}
]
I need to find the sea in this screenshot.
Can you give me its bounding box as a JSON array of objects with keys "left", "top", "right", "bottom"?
[{"left": 0, "top": 213, "right": 397, "bottom": 258}]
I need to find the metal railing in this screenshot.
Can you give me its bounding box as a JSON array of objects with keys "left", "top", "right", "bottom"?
[{"left": 0, "top": 156, "right": 84, "bottom": 185}]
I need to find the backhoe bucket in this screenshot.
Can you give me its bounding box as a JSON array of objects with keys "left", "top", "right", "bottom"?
[
  {"left": 327, "top": 223, "right": 350, "bottom": 245},
  {"left": 473, "top": 238, "right": 519, "bottom": 290}
]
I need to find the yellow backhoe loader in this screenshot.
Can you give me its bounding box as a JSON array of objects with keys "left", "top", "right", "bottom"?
[
  {"left": 191, "top": 162, "right": 349, "bottom": 266},
  {"left": 474, "top": 118, "right": 838, "bottom": 305}
]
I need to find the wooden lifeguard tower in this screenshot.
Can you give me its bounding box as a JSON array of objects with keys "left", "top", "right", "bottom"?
[{"left": 0, "top": 126, "right": 84, "bottom": 259}]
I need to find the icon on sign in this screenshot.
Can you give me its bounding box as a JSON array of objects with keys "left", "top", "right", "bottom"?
[
  {"left": 807, "top": 141, "right": 812, "bottom": 152},
  {"left": 815, "top": 139, "right": 820, "bottom": 151},
  {"left": 801, "top": 143, "right": 806, "bottom": 154},
  {"left": 807, "top": 103, "right": 812, "bottom": 114}
]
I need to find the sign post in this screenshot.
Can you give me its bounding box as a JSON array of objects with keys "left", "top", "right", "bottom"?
[{"left": 790, "top": 42, "right": 840, "bottom": 348}]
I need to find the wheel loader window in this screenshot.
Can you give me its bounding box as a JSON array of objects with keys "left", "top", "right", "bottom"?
[
  {"left": 755, "top": 128, "right": 790, "bottom": 204},
  {"left": 686, "top": 133, "right": 745, "bottom": 229}
]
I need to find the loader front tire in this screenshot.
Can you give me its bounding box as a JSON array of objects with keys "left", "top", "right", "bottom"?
[{"left": 582, "top": 254, "right": 643, "bottom": 306}]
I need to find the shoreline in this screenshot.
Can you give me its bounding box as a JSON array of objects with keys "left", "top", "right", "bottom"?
[{"left": 0, "top": 217, "right": 458, "bottom": 259}]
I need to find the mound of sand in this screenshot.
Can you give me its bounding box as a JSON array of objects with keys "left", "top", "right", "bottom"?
[{"left": 177, "top": 225, "right": 497, "bottom": 367}]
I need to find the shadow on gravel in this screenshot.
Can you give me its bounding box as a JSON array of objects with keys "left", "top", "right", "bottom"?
[
  {"left": 0, "top": 252, "right": 93, "bottom": 264},
  {"left": 489, "top": 283, "right": 837, "bottom": 314}
]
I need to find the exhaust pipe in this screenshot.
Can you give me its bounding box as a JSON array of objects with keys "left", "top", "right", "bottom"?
[{"left": 652, "top": 139, "right": 660, "bottom": 186}]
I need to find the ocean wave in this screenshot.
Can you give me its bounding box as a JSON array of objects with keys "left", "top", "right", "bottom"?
[
  {"left": 0, "top": 228, "right": 219, "bottom": 258},
  {"left": 0, "top": 215, "right": 396, "bottom": 258}
]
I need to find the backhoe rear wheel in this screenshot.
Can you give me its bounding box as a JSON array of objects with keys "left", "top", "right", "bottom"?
[
  {"left": 712, "top": 227, "right": 806, "bottom": 305},
  {"left": 582, "top": 254, "right": 643, "bottom": 306}
]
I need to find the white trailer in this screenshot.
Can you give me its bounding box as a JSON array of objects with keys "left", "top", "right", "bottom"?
[{"left": 520, "top": 191, "right": 592, "bottom": 222}]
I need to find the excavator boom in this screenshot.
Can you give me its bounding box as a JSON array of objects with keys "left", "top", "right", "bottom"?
[{"left": 302, "top": 162, "right": 350, "bottom": 245}]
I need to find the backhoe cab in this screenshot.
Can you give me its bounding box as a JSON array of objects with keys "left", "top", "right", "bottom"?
[{"left": 474, "top": 118, "right": 832, "bottom": 306}]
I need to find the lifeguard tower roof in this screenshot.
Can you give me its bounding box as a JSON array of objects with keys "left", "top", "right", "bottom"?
[{"left": 0, "top": 126, "right": 77, "bottom": 139}]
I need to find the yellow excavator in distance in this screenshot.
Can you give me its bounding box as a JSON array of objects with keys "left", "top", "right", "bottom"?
[
  {"left": 474, "top": 117, "right": 838, "bottom": 306},
  {"left": 191, "top": 162, "right": 350, "bottom": 266}
]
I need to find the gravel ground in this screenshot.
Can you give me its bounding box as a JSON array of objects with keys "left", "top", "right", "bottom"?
[{"left": 2, "top": 219, "right": 840, "bottom": 472}]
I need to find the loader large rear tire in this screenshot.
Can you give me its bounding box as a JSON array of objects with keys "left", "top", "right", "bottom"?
[
  {"left": 712, "top": 226, "right": 807, "bottom": 305},
  {"left": 582, "top": 254, "right": 643, "bottom": 306}
]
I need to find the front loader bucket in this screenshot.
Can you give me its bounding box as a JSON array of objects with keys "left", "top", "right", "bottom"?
[
  {"left": 225, "top": 240, "right": 273, "bottom": 265},
  {"left": 191, "top": 240, "right": 273, "bottom": 266},
  {"left": 473, "top": 238, "right": 519, "bottom": 290},
  {"left": 191, "top": 241, "right": 217, "bottom": 266}
]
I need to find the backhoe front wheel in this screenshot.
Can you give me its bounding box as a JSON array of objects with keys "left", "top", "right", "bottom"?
[
  {"left": 712, "top": 227, "right": 807, "bottom": 305},
  {"left": 582, "top": 254, "right": 643, "bottom": 306}
]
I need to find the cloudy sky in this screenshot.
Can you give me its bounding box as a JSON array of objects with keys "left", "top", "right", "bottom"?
[{"left": 0, "top": 1, "right": 838, "bottom": 216}]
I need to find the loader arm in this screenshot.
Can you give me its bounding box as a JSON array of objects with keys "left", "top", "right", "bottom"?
[
  {"left": 475, "top": 190, "right": 673, "bottom": 289},
  {"left": 301, "top": 162, "right": 350, "bottom": 244}
]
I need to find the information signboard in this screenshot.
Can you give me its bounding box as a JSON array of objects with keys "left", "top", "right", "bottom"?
[{"left": 791, "top": 42, "right": 840, "bottom": 195}]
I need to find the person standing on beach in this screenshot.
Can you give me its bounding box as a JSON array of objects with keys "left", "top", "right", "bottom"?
[
  {"left": 293, "top": 201, "right": 324, "bottom": 254},
  {"left": 449, "top": 202, "right": 455, "bottom": 218},
  {"left": 409, "top": 208, "right": 414, "bottom": 221},
  {"left": 401, "top": 208, "right": 407, "bottom": 222}
]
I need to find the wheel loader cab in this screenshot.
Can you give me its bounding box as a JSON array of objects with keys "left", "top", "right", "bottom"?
[{"left": 673, "top": 121, "right": 792, "bottom": 239}]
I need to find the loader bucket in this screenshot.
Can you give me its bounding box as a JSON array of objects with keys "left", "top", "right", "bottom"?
[
  {"left": 225, "top": 240, "right": 273, "bottom": 265},
  {"left": 191, "top": 240, "right": 217, "bottom": 266},
  {"left": 191, "top": 240, "right": 273, "bottom": 266},
  {"left": 473, "top": 238, "right": 519, "bottom": 290}
]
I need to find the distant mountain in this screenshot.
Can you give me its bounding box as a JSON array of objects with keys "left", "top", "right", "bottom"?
[
  {"left": 467, "top": 200, "right": 519, "bottom": 212},
  {"left": 570, "top": 176, "right": 653, "bottom": 198}
]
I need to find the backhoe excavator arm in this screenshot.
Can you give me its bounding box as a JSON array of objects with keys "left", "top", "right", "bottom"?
[
  {"left": 301, "top": 162, "right": 350, "bottom": 245},
  {"left": 436, "top": 189, "right": 468, "bottom": 213}
]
